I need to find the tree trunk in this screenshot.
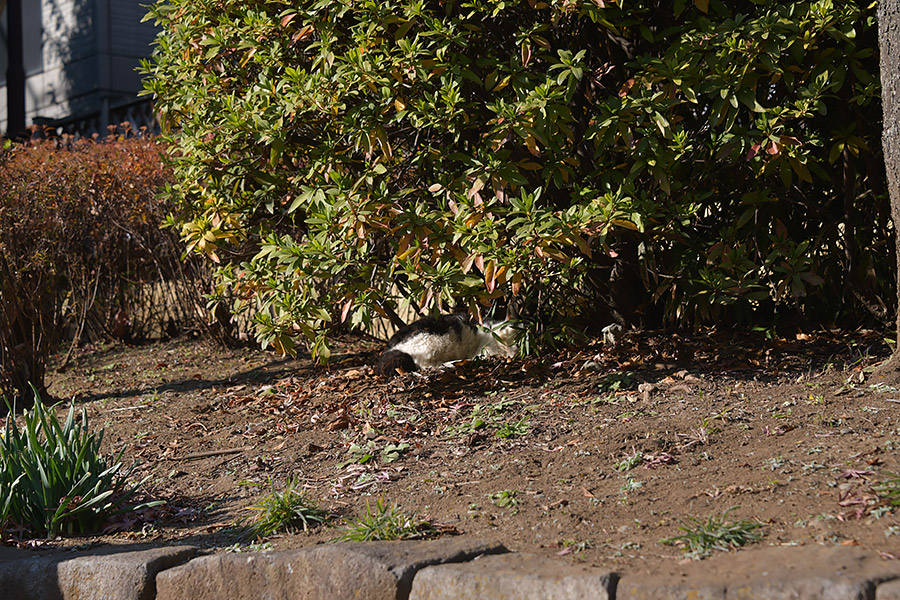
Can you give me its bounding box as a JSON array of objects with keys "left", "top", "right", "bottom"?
[{"left": 877, "top": 1, "right": 900, "bottom": 379}]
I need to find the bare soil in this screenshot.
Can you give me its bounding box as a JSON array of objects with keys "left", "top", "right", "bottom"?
[{"left": 28, "top": 328, "right": 900, "bottom": 573}]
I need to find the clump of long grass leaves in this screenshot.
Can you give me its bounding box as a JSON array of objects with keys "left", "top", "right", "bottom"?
[
  {"left": 0, "top": 390, "right": 162, "bottom": 538},
  {"left": 332, "top": 495, "right": 435, "bottom": 543},
  {"left": 237, "top": 477, "right": 326, "bottom": 540},
  {"left": 660, "top": 506, "right": 763, "bottom": 560}
]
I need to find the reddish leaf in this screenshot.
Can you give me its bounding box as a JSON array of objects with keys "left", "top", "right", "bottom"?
[{"left": 746, "top": 142, "right": 762, "bottom": 160}]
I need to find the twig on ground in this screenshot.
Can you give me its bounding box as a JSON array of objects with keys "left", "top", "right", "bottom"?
[{"left": 176, "top": 447, "right": 250, "bottom": 461}]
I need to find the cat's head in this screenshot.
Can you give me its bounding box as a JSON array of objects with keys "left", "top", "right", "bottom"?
[{"left": 482, "top": 322, "right": 519, "bottom": 358}]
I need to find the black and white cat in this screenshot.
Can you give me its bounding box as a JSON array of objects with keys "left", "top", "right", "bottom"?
[{"left": 374, "top": 314, "right": 517, "bottom": 376}]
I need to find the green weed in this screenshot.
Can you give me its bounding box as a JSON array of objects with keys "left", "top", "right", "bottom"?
[
  {"left": 496, "top": 418, "right": 531, "bottom": 439},
  {"left": 874, "top": 473, "right": 900, "bottom": 507},
  {"left": 698, "top": 416, "right": 722, "bottom": 435},
  {"left": 225, "top": 541, "right": 274, "bottom": 552},
  {"left": 869, "top": 382, "right": 898, "bottom": 394},
  {"left": 598, "top": 372, "right": 635, "bottom": 392},
  {"left": 620, "top": 477, "right": 643, "bottom": 493},
  {"left": 763, "top": 456, "right": 785, "bottom": 471},
  {"left": 333, "top": 496, "right": 434, "bottom": 542},
  {"left": 615, "top": 450, "right": 644, "bottom": 472},
  {"left": 445, "top": 416, "right": 488, "bottom": 437},
  {"left": 586, "top": 395, "right": 619, "bottom": 406},
  {"left": 446, "top": 398, "right": 533, "bottom": 439},
  {"left": 488, "top": 489, "right": 520, "bottom": 509},
  {"left": 660, "top": 507, "right": 763, "bottom": 560},
  {"left": 337, "top": 440, "right": 409, "bottom": 468},
  {"left": 238, "top": 477, "right": 325, "bottom": 539},
  {"left": 559, "top": 538, "right": 593, "bottom": 552}
]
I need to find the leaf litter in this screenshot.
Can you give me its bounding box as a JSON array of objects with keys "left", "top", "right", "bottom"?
[{"left": 36, "top": 327, "right": 900, "bottom": 571}]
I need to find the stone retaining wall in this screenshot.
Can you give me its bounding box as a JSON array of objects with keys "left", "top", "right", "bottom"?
[{"left": 2, "top": 539, "right": 899, "bottom": 599}]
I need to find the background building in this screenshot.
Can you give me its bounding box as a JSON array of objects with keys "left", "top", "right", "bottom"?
[{"left": 1, "top": 0, "right": 158, "bottom": 137}]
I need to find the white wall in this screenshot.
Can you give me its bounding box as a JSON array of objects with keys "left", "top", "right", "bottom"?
[{"left": 1, "top": 0, "right": 157, "bottom": 134}]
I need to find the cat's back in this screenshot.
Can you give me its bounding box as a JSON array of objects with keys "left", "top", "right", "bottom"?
[
  {"left": 385, "top": 314, "right": 471, "bottom": 347},
  {"left": 376, "top": 314, "right": 483, "bottom": 373}
]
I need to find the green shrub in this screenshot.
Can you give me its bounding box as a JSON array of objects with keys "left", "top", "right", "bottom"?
[
  {"left": 142, "top": 0, "right": 886, "bottom": 356},
  {"left": 0, "top": 391, "right": 162, "bottom": 538},
  {"left": 660, "top": 506, "right": 763, "bottom": 560}
]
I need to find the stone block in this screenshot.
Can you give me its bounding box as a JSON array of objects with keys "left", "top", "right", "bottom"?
[
  {"left": 618, "top": 546, "right": 900, "bottom": 600},
  {"left": 616, "top": 578, "right": 726, "bottom": 600},
  {"left": 0, "top": 544, "right": 197, "bottom": 600},
  {"left": 155, "top": 538, "right": 506, "bottom": 600},
  {"left": 878, "top": 578, "right": 900, "bottom": 600},
  {"left": 408, "top": 552, "right": 617, "bottom": 600}
]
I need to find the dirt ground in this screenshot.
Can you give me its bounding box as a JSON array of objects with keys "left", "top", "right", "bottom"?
[{"left": 26, "top": 327, "right": 900, "bottom": 574}]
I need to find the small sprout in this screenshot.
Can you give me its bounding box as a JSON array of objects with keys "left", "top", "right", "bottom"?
[
  {"left": 763, "top": 456, "right": 785, "bottom": 471},
  {"left": 496, "top": 417, "right": 531, "bottom": 439},
  {"left": 588, "top": 395, "right": 618, "bottom": 406},
  {"left": 620, "top": 477, "right": 643, "bottom": 493},
  {"left": 870, "top": 383, "right": 898, "bottom": 394},
  {"left": 225, "top": 541, "right": 274, "bottom": 553},
  {"left": 874, "top": 473, "right": 900, "bottom": 507},
  {"left": 339, "top": 441, "right": 377, "bottom": 467},
  {"left": 338, "top": 440, "right": 410, "bottom": 468},
  {"left": 598, "top": 372, "right": 635, "bottom": 392},
  {"left": 488, "top": 489, "right": 520, "bottom": 508},
  {"left": 686, "top": 417, "right": 719, "bottom": 446},
  {"left": 446, "top": 416, "right": 488, "bottom": 437},
  {"left": 870, "top": 506, "right": 892, "bottom": 519},
  {"left": 615, "top": 449, "right": 644, "bottom": 472},
  {"left": 557, "top": 539, "right": 593, "bottom": 555},
  {"left": 380, "top": 442, "right": 410, "bottom": 463}
]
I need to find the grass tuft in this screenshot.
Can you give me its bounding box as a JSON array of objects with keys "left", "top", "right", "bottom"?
[
  {"left": 660, "top": 506, "right": 763, "bottom": 560},
  {"left": 333, "top": 495, "right": 434, "bottom": 542},
  {"left": 239, "top": 477, "right": 326, "bottom": 539}
]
